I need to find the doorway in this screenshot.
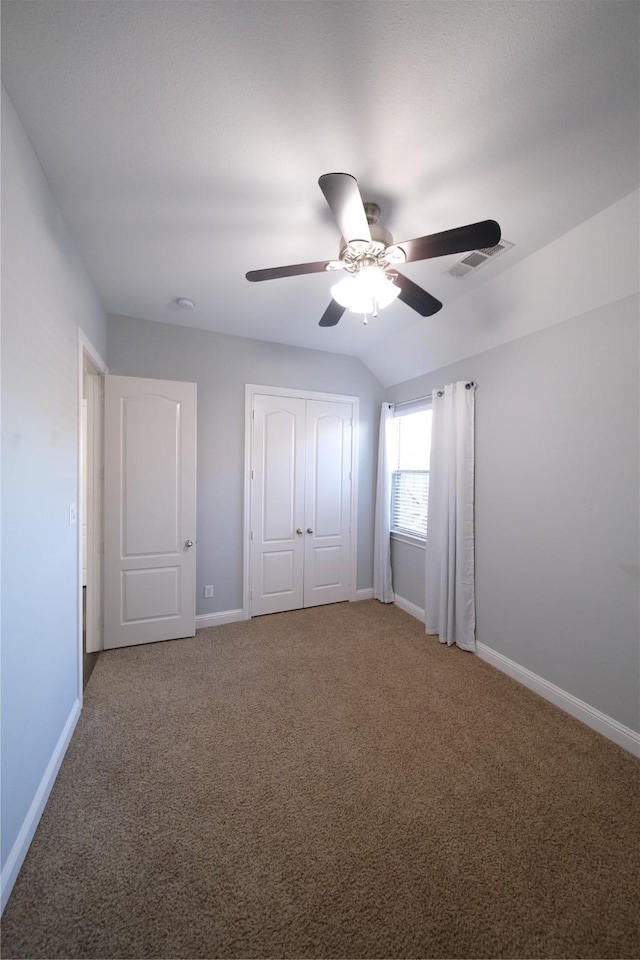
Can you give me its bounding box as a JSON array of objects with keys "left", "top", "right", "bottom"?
[{"left": 78, "top": 334, "right": 106, "bottom": 697}]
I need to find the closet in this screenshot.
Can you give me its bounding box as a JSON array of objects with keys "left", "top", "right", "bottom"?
[{"left": 246, "top": 386, "right": 358, "bottom": 616}]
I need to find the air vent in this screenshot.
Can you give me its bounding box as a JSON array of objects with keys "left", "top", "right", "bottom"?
[{"left": 446, "top": 239, "right": 514, "bottom": 278}]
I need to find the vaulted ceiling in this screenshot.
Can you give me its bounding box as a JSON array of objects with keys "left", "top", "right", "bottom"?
[{"left": 2, "top": 0, "right": 638, "bottom": 368}]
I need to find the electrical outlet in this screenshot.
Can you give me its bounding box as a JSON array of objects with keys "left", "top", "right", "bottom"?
[{"left": 204, "top": 585, "right": 214, "bottom": 599}]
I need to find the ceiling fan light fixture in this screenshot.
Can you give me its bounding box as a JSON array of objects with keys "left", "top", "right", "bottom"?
[
  {"left": 246, "top": 173, "right": 498, "bottom": 328},
  {"left": 331, "top": 266, "right": 400, "bottom": 315}
]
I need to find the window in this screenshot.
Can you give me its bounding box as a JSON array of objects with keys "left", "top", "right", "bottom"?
[{"left": 390, "top": 405, "right": 432, "bottom": 540}]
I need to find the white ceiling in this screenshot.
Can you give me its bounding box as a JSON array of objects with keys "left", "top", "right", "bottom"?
[{"left": 2, "top": 0, "right": 639, "bottom": 364}]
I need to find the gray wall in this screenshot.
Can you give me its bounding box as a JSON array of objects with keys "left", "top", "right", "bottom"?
[
  {"left": 1, "top": 84, "right": 107, "bottom": 880},
  {"left": 390, "top": 538, "right": 425, "bottom": 611},
  {"left": 107, "top": 315, "right": 385, "bottom": 613},
  {"left": 386, "top": 293, "right": 639, "bottom": 733}
]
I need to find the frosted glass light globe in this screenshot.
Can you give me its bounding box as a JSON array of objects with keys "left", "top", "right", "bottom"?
[{"left": 331, "top": 267, "right": 400, "bottom": 315}]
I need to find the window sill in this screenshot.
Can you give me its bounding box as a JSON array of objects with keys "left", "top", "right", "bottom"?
[{"left": 391, "top": 531, "right": 426, "bottom": 549}]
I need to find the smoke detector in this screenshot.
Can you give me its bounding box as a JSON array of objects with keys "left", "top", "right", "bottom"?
[{"left": 447, "top": 239, "right": 514, "bottom": 279}]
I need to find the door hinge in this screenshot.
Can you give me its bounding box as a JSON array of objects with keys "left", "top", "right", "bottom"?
[
  {"left": 251, "top": 469, "right": 254, "bottom": 480},
  {"left": 250, "top": 530, "right": 254, "bottom": 540}
]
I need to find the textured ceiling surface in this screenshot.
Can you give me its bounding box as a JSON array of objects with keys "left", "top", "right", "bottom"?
[{"left": 2, "top": 0, "right": 639, "bottom": 363}]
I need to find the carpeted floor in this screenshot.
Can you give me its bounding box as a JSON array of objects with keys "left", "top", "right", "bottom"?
[{"left": 2, "top": 601, "right": 639, "bottom": 959}]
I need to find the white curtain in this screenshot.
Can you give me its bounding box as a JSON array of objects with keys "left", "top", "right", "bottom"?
[
  {"left": 373, "top": 402, "right": 395, "bottom": 603},
  {"left": 425, "top": 382, "right": 476, "bottom": 650}
]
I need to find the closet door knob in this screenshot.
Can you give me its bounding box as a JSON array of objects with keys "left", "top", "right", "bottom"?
[
  {"left": 185, "top": 539, "right": 194, "bottom": 548},
  {"left": 307, "top": 528, "right": 313, "bottom": 535},
  {"left": 296, "top": 528, "right": 303, "bottom": 535}
]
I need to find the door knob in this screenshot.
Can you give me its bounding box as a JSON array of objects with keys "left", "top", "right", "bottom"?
[
  {"left": 296, "top": 528, "right": 303, "bottom": 535},
  {"left": 306, "top": 528, "right": 313, "bottom": 534},
  {"left": 185, "top": 539, "right": 194, "bottom": 548}
]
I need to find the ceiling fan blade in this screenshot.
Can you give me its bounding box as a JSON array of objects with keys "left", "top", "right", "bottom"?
[
  {"left": 319, "top": 299, "right": 347, "bottom": 327},
  {"left": 397, "top": 220, "right": 501, "bottom": 263},
  {"left": 394, "top": 272, "right": 443, "bottom": 317},
  {"left": 246, "top": 260, "right": 329, "bottom": 282},
  {"left": 318, "top": 173, "right": 371, "bottom": 245}
]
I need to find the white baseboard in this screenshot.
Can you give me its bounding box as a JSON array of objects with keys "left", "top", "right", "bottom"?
[
  {"left": 392, "top": 595, "right": 639, "bottom": 757},
  {"left": 1, "top": 698, "right": 81, "bottom": 913},
  {"left": 353, "top": 588, "right": 374, "bottom": 601},
  {"left": 195, "top": 608, "right": 245, "bottom": 630},
  {"left": 394, "top": 594, "right": 425, "bottom": 622},
  {"left": 197, "top": 594, "right": 375, "bottom": 626},
  {"left": 476, "top": 643, "right": 640, "bottom": 758}
]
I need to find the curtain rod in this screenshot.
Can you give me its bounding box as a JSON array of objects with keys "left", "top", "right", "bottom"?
[{"left": 392, "top": 382, "right": 475, "bottom": 410}]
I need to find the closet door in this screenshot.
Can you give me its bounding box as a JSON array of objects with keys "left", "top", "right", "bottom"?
[
  {"left": 249, "top": 392, "right": 355, "bottom": 616},
  {"left": 251, "top": 394, "right": 306, "bottom": 616},
  {"left": 303, "top": 400, "right": 353, "bottom": 607}
]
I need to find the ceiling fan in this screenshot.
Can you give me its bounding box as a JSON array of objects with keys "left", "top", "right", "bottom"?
[{"left": 246, "top": 172, "right": 501, "bottom": 327}]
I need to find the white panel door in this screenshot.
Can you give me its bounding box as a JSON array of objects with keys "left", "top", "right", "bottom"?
[
  {"left": 251, "top": 394, "right": 306, "bottom": 616},
  {"left": 104, "top": 375, "right": 197, "bottom": 649},
  {"left": 249, "top": 391, "right": 354, "bottom": 616},
  {"left": 304, "top": 400, "right": 353, "bottom": 607}
]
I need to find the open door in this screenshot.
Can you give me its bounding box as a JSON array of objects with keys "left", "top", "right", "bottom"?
[
  {"left": 104, "top": 375, "right": 197, "bottom": 649},
  {"left": 83, "top": 366, "right": 104, "bottom": 656}
]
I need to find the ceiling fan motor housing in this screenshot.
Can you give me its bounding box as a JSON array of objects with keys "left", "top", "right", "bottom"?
[
  {"left": 339, "top": 222, "right": 393, "bottom": 260},
  {"left": 339, "top": 210, "right": 394, "bottom": 259}
]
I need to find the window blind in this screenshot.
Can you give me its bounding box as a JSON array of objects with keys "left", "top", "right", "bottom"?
[{"left": 391, "top": 469, "right": 429, "bottom": 538}]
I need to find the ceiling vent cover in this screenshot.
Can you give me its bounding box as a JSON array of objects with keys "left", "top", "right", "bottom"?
[{"left": 447, "top": 239, "right": 513, "bottom": 279}]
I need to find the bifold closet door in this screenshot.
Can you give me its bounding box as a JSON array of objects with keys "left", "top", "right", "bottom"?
[{"left": 250, "top": 393, "right": 353, "bottom": 616}]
